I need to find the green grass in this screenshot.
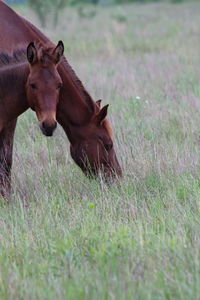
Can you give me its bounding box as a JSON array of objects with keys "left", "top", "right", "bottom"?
[{"left": 1, "top": 2, "right": 200, "bottom": 299}]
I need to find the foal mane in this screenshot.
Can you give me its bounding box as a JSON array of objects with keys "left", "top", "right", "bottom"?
[
  {"left": 0, "top": 49, "right": 26, "bottom": 67},
  {"left": 0, "top": 49, "right": 28, "bottom": 95}
]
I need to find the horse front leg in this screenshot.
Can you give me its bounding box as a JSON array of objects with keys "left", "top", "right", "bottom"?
[{"left": 0, "top": 120, "right": 17, "bottom": 199}]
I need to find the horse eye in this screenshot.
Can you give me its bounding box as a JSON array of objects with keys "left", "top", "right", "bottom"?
[
  {"left": 30, "top": 83, "right": 37, "bottom": 89},
  {"left": 57, "top": 83, "right": 63, "bottom": 89}
]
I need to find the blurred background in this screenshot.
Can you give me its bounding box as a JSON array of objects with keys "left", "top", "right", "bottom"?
[{"left": 5, "top": 0, "right": 198, "bottom": 29}]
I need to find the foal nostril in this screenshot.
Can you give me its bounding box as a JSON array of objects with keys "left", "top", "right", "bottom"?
[
  {"left": 41, "top": 121, "right": 57, "bottom": 136},
  {"left": 42, "top": 121, "right": 57, "bottom": 130}
]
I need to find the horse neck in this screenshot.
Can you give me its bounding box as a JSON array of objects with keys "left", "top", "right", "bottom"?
[
  {"left": 56, "top": 62, "right": 95, "bottom": 144},
  {"left": 0, "top": 63, "right": 29, "bottom": 123}
]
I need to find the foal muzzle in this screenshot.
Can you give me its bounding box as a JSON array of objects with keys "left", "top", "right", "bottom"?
[{"left": 40, "top": 120, "right": 57, "bottom": 136}]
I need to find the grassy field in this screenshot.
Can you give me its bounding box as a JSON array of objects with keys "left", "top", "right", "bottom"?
[{"left": 1, "top": 2, "right": 200, "bottom": 299}]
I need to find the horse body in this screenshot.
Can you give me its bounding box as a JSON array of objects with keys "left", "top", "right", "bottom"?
[{"left": 0, "top": 1, "right": 122, "bottom": 197}]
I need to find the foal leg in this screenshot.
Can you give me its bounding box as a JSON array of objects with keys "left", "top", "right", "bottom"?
[{"left": 0, "top": 119, "right": 17, "bottom": 199}]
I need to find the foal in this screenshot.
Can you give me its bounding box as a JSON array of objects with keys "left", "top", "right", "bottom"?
[{"left": 0, "top": 41, "right": 64, "bottom": 197}]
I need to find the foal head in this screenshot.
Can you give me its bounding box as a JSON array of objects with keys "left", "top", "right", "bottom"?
[
  {"left": 26, "top": 41, "right": 64, "bottom": 136},
  {"left": 70, "top": 100, "right": 122, "bottom": 181}
]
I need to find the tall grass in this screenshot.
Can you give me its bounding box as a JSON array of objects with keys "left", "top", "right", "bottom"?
[{"left": 1, "top": 2, "right": 200, "bottom": 299}]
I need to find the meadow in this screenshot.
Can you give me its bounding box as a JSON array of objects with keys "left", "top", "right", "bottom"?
[{"left": 0, "top": 2, "right": 200, "bottom": 299}]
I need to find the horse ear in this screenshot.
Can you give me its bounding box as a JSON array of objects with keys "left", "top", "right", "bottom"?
[
  {"left": 27, "top": 42, "right": 37, "bottom": 65},
  {"left": 95, "top": 104, "right": 109, "bottom": 125},
  {"left": 96, "top": 99, "right": 102, "bottom": 109},
  {"left": 53, "top": 40, "right": 64, "bottom": 64}
]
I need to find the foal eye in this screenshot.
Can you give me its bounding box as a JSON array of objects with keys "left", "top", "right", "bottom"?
[
  {"left": 57, "top": 83, "right": 63, "bottom": 89},
  {"left": 30, "top": 83, "right": 37, "bottom": 89},
  {"left": 105, "top": 142, "right": 113, "bottom": 151}
]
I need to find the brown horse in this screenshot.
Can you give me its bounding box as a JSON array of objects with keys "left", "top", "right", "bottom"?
[{"left": 0, "top": 1, "right": 122, "bottom": 197}]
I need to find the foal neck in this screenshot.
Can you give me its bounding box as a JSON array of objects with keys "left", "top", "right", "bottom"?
[{"left": 0, "top": 63, "right": 29, "bottom": 124}]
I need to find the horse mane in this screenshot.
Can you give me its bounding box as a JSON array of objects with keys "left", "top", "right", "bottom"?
[
  {"left": 61, "top": 57, "right": 96, "bottom": 114},
  {"left": 60, "top": 57, "right": 114, "bottom": 137}
]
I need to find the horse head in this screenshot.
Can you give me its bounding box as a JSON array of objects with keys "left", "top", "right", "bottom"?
[
  {"left": 26, "top": 41, "right": 64, "bottom": 136},
  {"left": 70, "top": 100, "right": 122, "bottom": 181}
]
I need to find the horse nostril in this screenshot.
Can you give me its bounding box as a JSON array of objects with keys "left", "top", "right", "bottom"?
[{"left": 42, "top": 121, "right": 57, "bottom": 130}]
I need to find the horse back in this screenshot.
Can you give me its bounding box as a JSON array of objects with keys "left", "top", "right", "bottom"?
[{"left": 0, "top": 1, "right": 52, "bottom": 52}]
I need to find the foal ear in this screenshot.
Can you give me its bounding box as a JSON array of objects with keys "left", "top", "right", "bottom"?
[
  {"left": 27, "top": 42, "right": 37, "bottom": 64},
  {"left": 95, "top": 104, "right": 109, "bottom": 125},
  {"left": 53, "top": 41, "right": 64, "bottom": 64}
]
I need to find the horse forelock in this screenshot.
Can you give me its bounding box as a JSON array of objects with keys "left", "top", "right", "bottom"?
[{"left": 35, "top": 43, "right": 57, "bottom": 66}]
